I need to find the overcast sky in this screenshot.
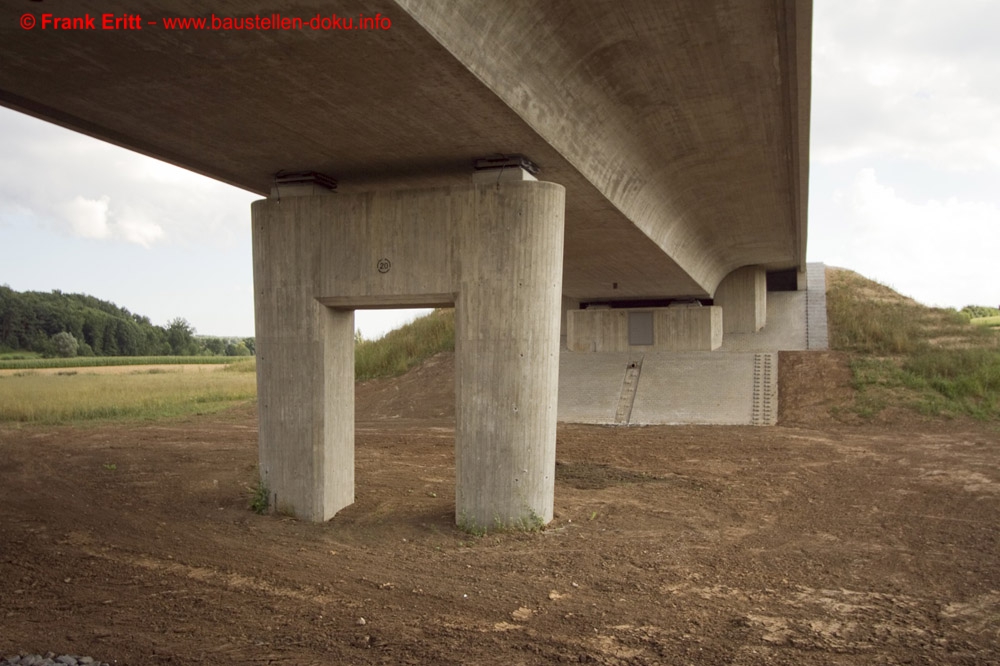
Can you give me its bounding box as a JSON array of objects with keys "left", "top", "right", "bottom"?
[{"left": 1, "top": 0, "right": 997, "bottom": 338}]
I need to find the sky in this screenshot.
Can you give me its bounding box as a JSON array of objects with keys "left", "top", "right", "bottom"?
[{"left": 1, "top": 0, "right": 998, "bottom": 338}]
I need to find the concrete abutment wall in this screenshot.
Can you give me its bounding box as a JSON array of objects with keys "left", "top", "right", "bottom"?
[
  {"left": 565, "top": 305, "right": 722, "bottom": 352},
  {"left": 252, "top": 181, "right": 565, "bottom": 528}
]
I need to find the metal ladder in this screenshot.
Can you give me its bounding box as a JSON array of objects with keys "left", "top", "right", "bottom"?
[{"left": 614, "top": 356, "right": 644, "bottom": 425}]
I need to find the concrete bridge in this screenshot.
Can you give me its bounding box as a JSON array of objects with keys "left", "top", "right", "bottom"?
[{"left": 0, "top": 0, "right": 812, "bottom": 530}]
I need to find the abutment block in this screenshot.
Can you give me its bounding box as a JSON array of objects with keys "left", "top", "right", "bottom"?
[{"left": 565, "top": 305, "right": 721, "bottom": 352}]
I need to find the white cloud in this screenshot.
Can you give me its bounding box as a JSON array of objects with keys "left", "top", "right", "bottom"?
[
  {"left": 812, "top": 0, "right": 1000, "bottom": 170},
  {"left": 822, "top": 168, "right": 999, "bottom": 308},
  {"left": 808, "top": 0, "right": 1000, "bottom": 310},
  {"left": 0, "top": 107, "right": 256, "bottom": 249},
  {"left": 46, "top": 195, "right": 165, "bottom": 248},
  {"left": 115, "top": 207, "right": 165, "bottom": 248},
  {"left": 59, "top": 195, "right": 111, "bottom": 240}
]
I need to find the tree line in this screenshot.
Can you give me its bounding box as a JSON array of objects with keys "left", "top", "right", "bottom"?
[
  {"left": 960, "top": 305, "right": 1000, "bottom": 320},
  {"left": 0, "top": 285, "right": 253, "bottom": 358}
]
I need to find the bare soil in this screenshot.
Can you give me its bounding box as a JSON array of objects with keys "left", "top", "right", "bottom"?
[{"left": 2, "top": 352, "right": 999, "bottom": 665}]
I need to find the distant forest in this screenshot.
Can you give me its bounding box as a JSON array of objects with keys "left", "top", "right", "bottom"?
[{"left": 0, "top": 285, "right": 253, "bottom": 358}]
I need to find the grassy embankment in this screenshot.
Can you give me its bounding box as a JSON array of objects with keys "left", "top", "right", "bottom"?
[
  {"left": 354, "top": 308, "right": 454, "bottom": 381},
  {"left": 826, "top": 269, "right": 1000, "bottom": 420},
  {"left": 0, "top": 309, "right": 455, "bottom": 424}
]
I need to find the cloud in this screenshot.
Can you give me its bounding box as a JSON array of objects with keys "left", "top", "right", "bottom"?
[
  {"left": 115, "top": 206, "right": 166, "bottom": 247},
  {"left": 59, "top": 195, "right": 111, "bottom": 240},
  {"left": 44, "top": 194, "right": 164, "bottom": 248},
  {"left": 822, "top": 167, "right": 999, "bottom": 308},
  {"left": 0, "top": 107, "right": 256, "bottom": 249},
  {"left": 812, "top": 0, "right": 1000, "bottom": 170}
]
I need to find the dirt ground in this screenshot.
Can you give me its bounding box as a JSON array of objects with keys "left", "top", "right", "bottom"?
[{"left": 1, "top": 352, "right": 999, "bottom": 665}]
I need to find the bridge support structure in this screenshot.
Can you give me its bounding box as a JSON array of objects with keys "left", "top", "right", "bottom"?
[
  {"left": 252, "top": 179, "right": 565, "bottom": 530},
  {"left": 715, "top": 265, "right": 768, "bottom": 334}
]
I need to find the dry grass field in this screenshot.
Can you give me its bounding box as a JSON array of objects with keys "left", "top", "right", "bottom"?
[{"left": 0, "top": 365, "right": 254, "bottom": 423}]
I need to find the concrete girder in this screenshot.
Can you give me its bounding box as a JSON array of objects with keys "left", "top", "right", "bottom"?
[
  {"left": 252, "top": 181, "right": 564, "bottom": 527},
  {"left": 396, "top": 0, "right": 812, "bottom": 294}
]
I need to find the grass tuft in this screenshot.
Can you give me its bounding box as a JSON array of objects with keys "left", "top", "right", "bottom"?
[
  {"left": 250, "top": 476, "right": 270, "bottom": 515},
  {"left": 971, "top": 315, "right": 1000, "bottom": 328}
]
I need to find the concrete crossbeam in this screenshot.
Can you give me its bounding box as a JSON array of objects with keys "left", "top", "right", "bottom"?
[{"left": 252, "top": 181, "right": 564, "bottom": 528}]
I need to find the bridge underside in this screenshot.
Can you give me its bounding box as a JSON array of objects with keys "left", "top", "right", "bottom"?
[
  {"left": 0, "top": 0, "right": 812, "bottom": 528},
  {"left": 0, "top": 0, "right": 810, "bottom": 301}
]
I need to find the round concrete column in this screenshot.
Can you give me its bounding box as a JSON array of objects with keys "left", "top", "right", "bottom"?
[{"left": 455, "top": 181, "right": 566, "bottom": 531}]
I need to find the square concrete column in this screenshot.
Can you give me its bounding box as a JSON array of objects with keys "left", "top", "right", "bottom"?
[
  {"left": 715, "top": 265, "right": 767, "bottom": 334},
  {"left": 252, "top": 198, "right": 355, "bottom": 521},
  {"left": 454, "top": 182, "right": 565, "bottom": 531}
]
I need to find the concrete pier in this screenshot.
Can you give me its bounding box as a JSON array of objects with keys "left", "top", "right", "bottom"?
[
  {"left": 455, "top": 183, "right": 565, "bottom": 530},
  {"left": 715, "top": 266, "right": 768, "bottom": 334},
  {"left": 252, "top": 180, "right": 565, "bottom": 527}
]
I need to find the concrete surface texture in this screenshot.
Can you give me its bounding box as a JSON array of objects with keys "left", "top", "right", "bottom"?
[
  {"left": 718, "top": 262, "right": 828, "bottom": 352},
  {"left": 715, "top": 265, "right": 768, "bottom": 334},
  {"left": 566, "top": 305, "right": 722, "bottom": 352},
  {"left": 1, "top": 1, "right": 814, "bottom": 525},
  {"left": 719, "top": 292, "right": 807, "bottom": 352},
  {"left": 806, "top": 262, "right": 830, "bottom": 350},
  {"left": 558, "top": 352, "right": 640, "bottom": 424},
  {"left": 630, "top": 352, "right": 777, "bottom": 426},
  {"left": 0, "top": 0, "right": 811, "bottom": 302},
  {"left": 558, "top": 265, "right": 828, "bottom": 425},
  {"left": 253, "top": 181, "right": 564, "bottom": 526},
  {"left": 558, "top": 351, "right": 778, "bottom": 426}
]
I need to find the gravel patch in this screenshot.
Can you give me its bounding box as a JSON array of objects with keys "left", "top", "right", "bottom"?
[{"left": 1, "top": 655, "right": 109, "bottom": 666}]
